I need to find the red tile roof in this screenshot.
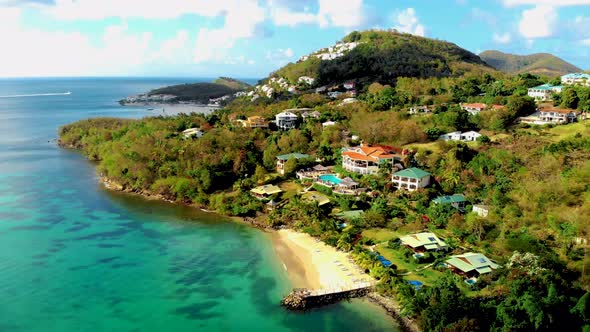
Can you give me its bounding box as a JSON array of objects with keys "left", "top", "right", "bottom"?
[{"left": 462, "top": 103, "right": 487, "bottom": 109}]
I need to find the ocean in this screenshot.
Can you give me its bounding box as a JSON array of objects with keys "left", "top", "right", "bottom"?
[{"left": 0, "top": 77, "right": 399, "bottom": 331}]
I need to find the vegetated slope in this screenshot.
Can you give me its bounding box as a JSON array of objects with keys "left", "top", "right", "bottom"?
[
  {"left": 270, "top": 30, "right": 495, "bottom": 86},
  {"left": 148, "top": 77, "right": 249, "bottom": 103},
  {"left": 480, "top": 50, "right": 581, "bottom": 77}
]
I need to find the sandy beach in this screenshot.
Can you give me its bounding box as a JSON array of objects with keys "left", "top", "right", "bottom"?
[{"left": 271, "top": 229, "right": 374, "bottom": 290}]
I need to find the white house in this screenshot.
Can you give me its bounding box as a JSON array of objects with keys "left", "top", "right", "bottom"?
[
  {"left": 472, "top": 204, "right": 490, "bottom": 217},
  {"left": 392, "top": 167, "right": 431, "bottom": 191},
  {"left": 539, "top": 108, "right": 579, "bottom": 124},
  {"left": 409, "top": 106, "right": 431, "bottom": 114},
  {"left": 561, "top": 73, "right": 590, "bottom": 86},
  {"left": 302, "top": 110, "right": 321, "bottom": 120},
  {"left": 343, "top": 82, "right": 356, "bottom": 90},
  {"left": 298, "top": 76, "right": 316, "bottom": 86},
  {"left": 461, "top": 131, "right": 482, "bottom": 142},
  {"left": 342, "top": 145, "right": 400, "bottom": 175},
  {"left": 181, "top": 128, "right": 204, "bottom": 139},
  {"left": 322, "top": 120, "right": 337, "bottom": 128},
  {"left": 275, "top": 111, "right": 299, "bottom": 130},
  {"left": 527, "top": 84, "right": 564, "bottom": 101},
  {"left": 461, "top": 103, "right": 487, "bottom": 115},
  {"left": 327, "top": 91, "right": 343, "bottom": 99},
  {"left": 439, "top": 131, "right": 462, "bottom": 141}
]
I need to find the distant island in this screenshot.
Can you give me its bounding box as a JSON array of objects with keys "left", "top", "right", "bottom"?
[{"left": 119, "top": 77, "right": 251, "bottom": 106}]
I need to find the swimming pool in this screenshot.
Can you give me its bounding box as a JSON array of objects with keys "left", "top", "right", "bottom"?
[{"left": 319, "top": 174, "right": 342, "bottom": 185}]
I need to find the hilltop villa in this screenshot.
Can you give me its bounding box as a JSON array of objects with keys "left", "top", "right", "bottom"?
[
  {"left": 302, "top": 110, "right": 321, "bottom": 120},
  {"left": 250, "top": 184, "right": 282, "bottom": 200},
  {"left": 472, "top": 204, "right": 491, "bottom": 217},
  {"left": 561, "top": 73, "right": 590, "bottom": 86},
  {"left": 539, "top": 107, "right": 580, "bottom": 124},
  {"left": 392, "top": 167, "right": 431, "bottom": 191},
  {"left": 275, "top": 111, "right": 299, "bottom": 130},
  {"left": 276, "top": 153, "right": 310, "bottom": 175},
  {"left": 242, "top": 116, "right": 268, "bottom": 128},
  {"left": 400, "top": 232, "right": 448, "bottom": 253},
  {"left": 446, "top": 252, "right": 499, "bottom": 278},
  {"left": 341, "top": 145, "right": 401, "bottom": 175},
  {"left": 527, "top": 84, "right": 564, "bottom": 101}
]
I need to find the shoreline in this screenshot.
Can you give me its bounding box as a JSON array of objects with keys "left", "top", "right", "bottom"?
[{"left": 99, "top": 174, "right": 420, "bottom": 332}]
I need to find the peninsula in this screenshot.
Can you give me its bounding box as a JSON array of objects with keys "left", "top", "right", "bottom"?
[{"left": 59, "top": 30, "right": 590, "bottom": 332}]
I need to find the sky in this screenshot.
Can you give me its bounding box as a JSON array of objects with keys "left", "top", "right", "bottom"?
[{"left": 0, "top": 0, "right": 589, "bottom": 78}]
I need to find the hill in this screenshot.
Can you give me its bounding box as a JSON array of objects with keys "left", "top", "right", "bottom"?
[
  {"left": 147, "top": 80, "right": 247, "bottom": 103},
  {"left": 268, "top": 30, "right": 494, "bottom": 88},
  {"left": 479, "top": 50, "right": 581, "bottom": 77},
  {"left": 213, "top": 77, "right": 251, "bottom": 90}
]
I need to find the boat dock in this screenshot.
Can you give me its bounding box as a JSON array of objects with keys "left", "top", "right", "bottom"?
[{"left": 281, "top": 281, "right": 375, "bottom": 310}]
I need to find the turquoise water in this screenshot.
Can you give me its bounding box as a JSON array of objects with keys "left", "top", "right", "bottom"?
[
  {"left": 0, "top": 78, "right": 399, "bottom": 331},
  {"left": 319, "top": 174, "right": 342, "bottom": 185}
]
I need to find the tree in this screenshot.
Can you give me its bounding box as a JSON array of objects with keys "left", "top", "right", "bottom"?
[{"left": 561, "top": 88, "right": 579, "bottom": 109}]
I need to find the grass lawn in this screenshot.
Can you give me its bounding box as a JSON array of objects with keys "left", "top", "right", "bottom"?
[
  {"left": 405, "top": 141, "right": 443, "bottom": 154},
  {"left": 278, "top": 181, "right": 302, "bottom": 200},
  {"left": 403, "top": 268, "right": 448, "bottom": 287},
  {"left": 362, "top": 228, "right": 400, "bottom": 243},
  {"left": 516, "top": 121, "right": 590, "bottom": 142},
  {"left": 375, "top": 243, "right": 420, "bottom": 272}
]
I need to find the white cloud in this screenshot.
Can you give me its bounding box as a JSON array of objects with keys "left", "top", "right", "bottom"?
[
  {"left": 581, "top": 38, "right": 590, "bottom": 45},
  {"left": 152, "top": 30, "right": 191, "bottom": 64},
  {"left": 271, "top": 7, "right": 317, "bottom": 26},
  {"left": 518, "top": 5, "right": 557, "bottom": 39},
  {"left": 392, "top": 8, "right": 425, "bottom": 37},
  {"left": 493, "top": 32, "right": 512, "bottom": 44},
  {"left": 317, "top": 0, "right": 365, "bottom": 28},
  {"left": 265, "top": 48, "right": 294, "bottom": 65}
]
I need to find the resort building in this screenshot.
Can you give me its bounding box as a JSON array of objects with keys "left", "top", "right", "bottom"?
[
  {"left": 341, "top": 145, "right": 401, "bottom": 175},
  {"left": 527, "top": 84, "right": 564, "bottom": 101},
  {"left": 276, "top": 153, "right": 310, "bottom": 175},
  {"left": 440, "top": 131, "right": 481, "bottom": 142},
  {"left": 315, "top": 174, "right": 365, "bottom": 195},
  {"left": 242, "top": 116, "right": 268, "bottom": 128},
  {"left": 392, "top": 167, "right": 431, "bottom": 191},
  {"left": 461, "top": 103, "right": 487, "bottom": 115},
  {"left": 181, "top": 128, "right": 204, "bottom": 139},
  {"left": 561, "top": 73, "right": 590, "bottom": 86},
  {"left": 275, "top": 111, "right": 299, "bottom": 130},
  {"left": 400, "top": 232, "right": 448, "bottom": 253},
  {"left": 250, "top": 184, "right": 282, "bottom": 200},
  {"left": 433, "top": 194, "right": 468, "bottom": 210},
  {"left": 472, "top": 204, "right": 490, "bottom": 217},
  {"left": 296, "top": 165, "right": 330, "bottom": 180},
  {"left": 539, "top": 108, "right": 580, "bottom": 124},
  {"left": 446, "top": 253, "right": 499, "bottom": 278},
  {"left": 409, "top": 106, "right": 431, "bottom": 115}
]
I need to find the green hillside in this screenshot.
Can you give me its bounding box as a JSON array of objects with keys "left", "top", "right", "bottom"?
[
  {"left": 270, "top": 30, "right": 495, "bottom": 86},
  {"left": 480, "top": 50, "right": 581, "bottom": 77},
  {"left": 148, "top": 78, "right": 248, "bottom": 103}
]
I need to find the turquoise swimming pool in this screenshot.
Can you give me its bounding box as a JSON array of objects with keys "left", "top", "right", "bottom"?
[{"left": 319, "top": 174, "right": 342, "bottom": 185}]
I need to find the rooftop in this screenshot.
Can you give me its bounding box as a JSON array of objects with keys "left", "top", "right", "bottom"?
[
  {"left": 562, "top": 73, "right": 590, "bottom": 80},
  {"left": 393, "top": 167, "right": 431, "bottom": 179},
  {"left": 433, "top": 194, "right": 467, "bottom": 204},
  {"left": 400, "top": 232, "right": 448, "bottom": 250},
  {"left": 446, "top": 252, "right": 499, "bottom": 274},
  {"left": 250, "top": 184, "right": 282, "bottom": 196},
  {"left": 530, "top": 83, "right": 564, "bottom": 91}
]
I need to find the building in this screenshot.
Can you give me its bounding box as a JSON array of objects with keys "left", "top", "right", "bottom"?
[
  {"left": 322, "top": 120, "right": 337, "bottom": 128},
  {"left": 276, "top": 153, "right": 310, "bottom": 175},
  {"left": 296, "top": 164, "right": 330, "bottom": 180},
  {"left": 439, "top": 131, "right": 481, "bottom": 142},
  {"left": 400, "top": 232, "right": 448, "bottom": 253},
  {"left": 243, "top": 116, "right": 268, "bottom": 128},
  {"left": 392, "top": 167, "right": 431, "bottom": 191},
  {"left": 275, "top": 111, "right": 299, "bottom": 130},
  {"left": 472, "top": 204, "right": 490, "bottom": 217},
  {"left": 409, "top": 106, "right": 431, "bottom": 115},
  {"left": 446, "top": 253, "right": 499, "bottom": 278},
  {"left": 181, "top": 128, "right": 204, "bottom": 139},
  {"left": 461, "top": 103, "right": 487, "bottom": 115},
  {"left": 342, "top": 145, "right": 401, "bottom": 175},
  {"left": 561, "top": 73, "right": 590, "bottom": 86},
  {"left": 302, "top": 110, "right": 321, "bottom": 120},
  {"left": 250, "top": 184, "right": 282, "bottom": 199},
  {"left": 343, "top": 82, "right": 356, "bottom": 90},
  {"left": 433, "top": 194, "right": 468, "bottom": 210},
  {"left": 539, "top": 108, "right": 580, "bottom": 124},
  {"left": 327, "top": 91, "right": 343, "bottom": 99},
  {"left": 527, "top": 84, "right": 564, "bottom": 101}
]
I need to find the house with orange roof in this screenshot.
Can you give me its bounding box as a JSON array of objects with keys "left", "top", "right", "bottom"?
[
  {"left": 461, "top": 103, "right": 487, "bottom": 115},
  {"left": 341, "top": 144, "right": 401, "bottom": 175}
]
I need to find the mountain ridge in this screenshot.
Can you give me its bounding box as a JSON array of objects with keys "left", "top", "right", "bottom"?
[{"left": 479, "top": 50, "right": 581, "bottom": 77}]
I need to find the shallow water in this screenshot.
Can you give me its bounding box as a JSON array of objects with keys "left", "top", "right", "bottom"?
[{"left": 0, "top": 78, "right": 399, "bottom": 331}]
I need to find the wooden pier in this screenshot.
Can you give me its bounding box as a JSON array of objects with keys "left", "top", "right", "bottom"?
[{"left": 281, "top": 282, "right": 375, "bottom": 310}]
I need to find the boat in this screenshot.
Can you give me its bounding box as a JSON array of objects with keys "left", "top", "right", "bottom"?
[
  {"left": 65, "top": 91, "right": 71, "bottom": 95},
  {"left": 147, "top": 108, "right": 154, "bottom": 111}
]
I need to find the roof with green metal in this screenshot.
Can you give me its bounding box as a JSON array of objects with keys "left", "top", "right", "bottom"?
[
  {"left": 446, "top": 253, "right": 499, "bottom": 274},
  {"left": 530, "top": 83, "right": 563, "bottom": 91},
  {"left": 335, "top": 210, "right": 364, "bottom": 220},
  {"left": 393, "top": 167, "right": 431, "bottom": 179},
  {"left": 433, "top": 194, "right": 467, "bottom": 204},
  {"left": 276, "top": 153, "right": 310, "bottom": 160}
]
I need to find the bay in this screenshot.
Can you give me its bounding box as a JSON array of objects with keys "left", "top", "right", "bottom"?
[{"left": 0, "top": 77, "right": 399, "bottom": 331}]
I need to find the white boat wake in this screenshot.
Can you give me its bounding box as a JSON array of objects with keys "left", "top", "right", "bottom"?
[{"left": 0, "top": 91, "right": 71, "bottom": 98}]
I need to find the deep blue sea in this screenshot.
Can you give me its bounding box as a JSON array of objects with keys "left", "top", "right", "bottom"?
[{"left": 0, "top": 78, "right": 399, "bottom": 331}]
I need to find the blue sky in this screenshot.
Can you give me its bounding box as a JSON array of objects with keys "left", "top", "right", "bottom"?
[{"left": 1, "top": 0, "right": 589, "bottom": 77}]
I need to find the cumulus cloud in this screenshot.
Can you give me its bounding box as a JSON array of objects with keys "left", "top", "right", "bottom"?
[
  {"left": 493, "top": 32, "right": 512, "bottom": 44},
  {"left": 518, "top": 5, "right": 557, "bottom": 39},
  {"left": 265, "top": 48, "right": 294, "bottom": 66},
  {"left": 270, "top": 0, "right": 367, "bottom": 28},
  {"left": 392, "top": 8, "right": 425, "bottom": 36}
]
